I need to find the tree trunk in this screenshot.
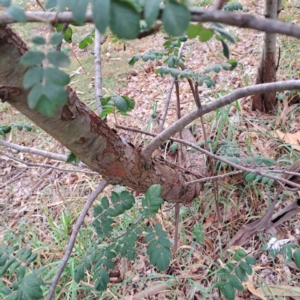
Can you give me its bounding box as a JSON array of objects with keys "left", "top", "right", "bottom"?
[
  {"left": 252, "top": 0, "right": 281, "bottom": 113},
  {"left": 0, "top": 25, "right": 202, "bottom": 203}
]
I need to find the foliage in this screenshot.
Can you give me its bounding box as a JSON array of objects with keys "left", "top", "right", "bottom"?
[
  {"left": 223, "top": 3, "right": 243, "bottom": 11},
  {"left": 20, "top": 33, "right": 70, "bottom": 117},
  {"left": 74, "top": 184, "right": 172, "bottom": 291},
  {"left": 215, "top": 140, "right": 277, "bottom": 185},
  {"left": 99, "top": 95, "right": 135, "bottom": 118},
  {"left": 215, "top": 249, "right": 257, "bottom": 300},
  {"left": 0, "top": 245, "right": 44, "bottom": 300},
  {"left": 263, "top": 237, "right": 300, "bottom": 268},
  {"left": 0, "top": 123, "right": 32, "bottom": 136}
]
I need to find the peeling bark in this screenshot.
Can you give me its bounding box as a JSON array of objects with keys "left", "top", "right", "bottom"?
[{"left": 0, "top": 25, "right": 202, "bottom": 203}]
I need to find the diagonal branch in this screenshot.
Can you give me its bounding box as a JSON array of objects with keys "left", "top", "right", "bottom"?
[
  {"left": 45, "top": 181, "right": 108, "bottom": 300},
  {"left": 0, "top": 9, "right": 300, "bottom": 39},
  {"left": 142, "top": 80, "right": 300, "bottom": 158}
]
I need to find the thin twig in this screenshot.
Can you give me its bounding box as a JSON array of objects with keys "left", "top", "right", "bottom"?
[
  {"left": 174, "top": 77, "right": 183, "bottom": 253},
  {"left": 0, "top": 151, "right": 99, "bottom": 175},
  {"left": 0, "top": 168, "right": 27, "bottom": 189},
  {"left": 117, "top": 125, "right": 300, "bottom": 190},
  {"left": 185, "top": 170, "right": 244, "bottom": 185},
  {"left": 94, "top": 28, "right": 103, "bottom": 116},
  {"left": 158, "top": 42, "right": 185, "bottom": 133},
  {"left": 0, "top": 140, "right": 87, "bottom": 167},
  {"left": 35, "top": 0, "right": 45, "bottom": 11},
  {"left": 142, "top": 80, "right": 300, "bottom": 159},
  {"left": 45, "top": 181, "right": 108, "bottom": 300},
  {"left": 1, "top": 10, "right": 300, "bottom": 40}
]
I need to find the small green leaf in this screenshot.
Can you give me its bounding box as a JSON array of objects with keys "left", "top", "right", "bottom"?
[
  {"left": 236, "top": 249, "right": 247, "bottom": 258},
  {"left": 229, "top": 274, "right": 244, "bottom": 291},
  {"left": 17, "top": 275, "right": 44, "bottom": 299},
  {"left": 199, "top": 28, "right": 214, "bottom": 42},
  {"left": 220, "top": 283, "right": 235, "bottom": 300},
  {"left": 36, "top": 96, "right": 56, "bottom": 117},
  {"left": 226, "top": 59, "right": 238, "bottom": 71},
  {"left": 93, "top": 0, "right": 110, "bottom": 34},
  {"left": 144, "top": 0, "right": 161, "bottom": 28},
  {"left": 110, "top": 0, "right": 140, "bottom": 39},
  {"left": 26, "top": 253, "right": 38, "bottom": 264},
  {"left": 23, "top": 66, "right": 43, "bottom": 89},
  {"left": 79, "top": 35, "right": 94, "bottom": 49},
  {"left": 28, "top": 83, "right": 43, "bottom": 109},
  {"left": 0, "top": 0, "right": 11, "bottom": 8},
  {"left": 148, "top": 184, "right": 162, "bottom": 197},
  {"left": 74, "top": 265, "right": 84, "bottom": 283},
  {"left": 170, "top": 142, "right": 178, "bottom": 152},
  {"left": 245, "top": 256, "right": 257, "bottom": 266},
  {"left": 162, "top": 2, "right": 190, "bottom": 37},
  {"left": 50, "top": 32, "right": 64, "bottom": 45},
  {"left": 214, "top": 281, "right": 227, "bottom": 288},
  {"left": 293, "top": 249, "right": 300, "bottom": 268},
  {"left": 70, "top": 0, "right": 88, "bottom": 24},
  {"left": 221, "top": 39, "right": 230, "bottom": 59},
  {"left": 102, "top": 258, "right": 114, "bottom": 269},
  {"left": 44, "top": 81, "right": 68, "bottom": 105},
  {"left": 235, "top": 265, "right": 248, "bottom": 282},
  {"left": 282, "top": 244, "right": 294, "bottom": 263},
  {"left": 47, "top": 51, "right": 71, "bottom": 68},
  {"left": 63, "top": 27, "right": 73, "bottom": 43},
  {"left": 101, "top": 197, "right": 109, "bottom": 209},
  {"left": 31, "top": 35, "right": 46, "bottom": 45},
  {"left": 114, "top": 96, "right": 128, "bottom": 112},
  {"left": 240, "top": 261, "right": 252, "bottom": 275},
  {"left": 17, "top": 266, "right": 26, "bottom": 281},
  {"left": 44, "top": 67, "right": 70, "bottom": 86},
  {"left": 244, "top": 172, "right": 257, "bottom": 182},
  {"left": 0, "top": 254, "right": 9, "bottom": 266},
  {"left": 21, "top": 51, "right": 45, "bottom": 66},
  {"left": 187, "top": 24, "right": 203, "bottom": 39},
  {"left": 213, "top": 64, "right": 221, "bottom": 73},
  {"left": 45, "top": 0, "right": 57, "bottom": 9},
  {"left": 1, "top": 126, "right": 11, "bottom": 134},
  {"left": 66, "top": 152, "right": 80, "bottom": 163},
  {"left": 193, "top": 223, "right": 204, "bottom": 243},
  {"left": 7, "top": 5, "right": 27, "bottom": 22}
]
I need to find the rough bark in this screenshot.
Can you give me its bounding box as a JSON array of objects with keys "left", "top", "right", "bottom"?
[
  {"left": 0, "top": 25, "right": 201, "bottom": 203},
  {"left": 252, "top": 0, "right": 279, "bottom": 113}
]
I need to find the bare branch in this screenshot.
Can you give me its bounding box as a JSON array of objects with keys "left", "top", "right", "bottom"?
[
  {"left": 0, "top": 151, "right": 99, "bottom": 175},
  {"left": 185, "top": 170, "right": 244, "bottom": 185},
  {"left": 94, "top": 28, "right": 103, "bottom": 116},
  {"left": 158, "top": 42, "right": 185, "bottom": 133},
  {"left": 142, "top": 80, "right": 300, "bottom": 158},
  {"left": 45, "top": 181, "right": 108, "bottom": 300},
  {"left": 0, "top": 9, "right": 300, "bottom": 39},
  {"left": 0, "top": 139, "right": 87, "bottom": 167}
]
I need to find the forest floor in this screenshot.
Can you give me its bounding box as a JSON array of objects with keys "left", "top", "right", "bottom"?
[{"left": 1, "top": 0, "right": 300, "bottom": 299}]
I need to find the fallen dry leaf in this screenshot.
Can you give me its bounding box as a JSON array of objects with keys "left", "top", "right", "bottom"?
[{"left": 275, "top": 130, "right": 300, "bottom": 151}]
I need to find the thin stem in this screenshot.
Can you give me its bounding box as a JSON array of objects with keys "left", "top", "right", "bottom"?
[
  {"left": 45, "top": 181, "right": 108, "bottom": 300},
  {"left": 94, "top": 28, "right": 103, "bottom": 116},
  {"left": 158, "top": 42, "right": 185, "bottom": 133},
  {"left": 142, "top": 80, "right": 300, "bottom": 159},
  {"left": 117, "top": 125, "right": 300, "bottom": 190}
]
